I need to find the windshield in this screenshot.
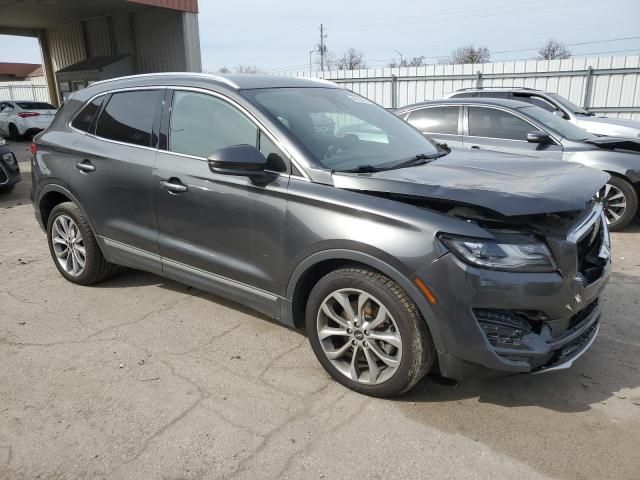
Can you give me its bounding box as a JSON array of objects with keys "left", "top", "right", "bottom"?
[
  {"left": 16, "top": 102, "right": 56, "bottom": 110},
  {"left": 519, "top": 106, "right": 593, "bottom": 142},
  {"left": 242, "top": 87, "right": 439, "bottom": 171},
  {"left": 548, "top": 93, "right": 589, "bottom": 115}
]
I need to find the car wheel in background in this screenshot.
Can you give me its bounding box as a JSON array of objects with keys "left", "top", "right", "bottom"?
[
  {"left": 46, "top": 202, "right": 116, "bottom": 285},
  {"left": 8, "top": 124, "right": 21, "bottom": 141},
  {"left": 597, "top": 177, "right": 638, "bottom": 231},
  {"left": 306, "top": 266, "right": 435, "bottom": 397}
]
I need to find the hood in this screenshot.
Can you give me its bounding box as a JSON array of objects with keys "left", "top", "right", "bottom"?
[
  {"left": 332, "top": 149, "right": 608, "bottom": 217},
  {"left": 575, "top": 115, "right": 640, "bottom": 137}
]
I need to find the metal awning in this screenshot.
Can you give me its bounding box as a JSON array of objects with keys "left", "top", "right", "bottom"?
[{"left": 0, "top": 0, "right": 198, "bottom": 35}]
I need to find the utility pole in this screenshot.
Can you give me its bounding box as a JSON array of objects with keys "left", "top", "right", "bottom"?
[
  {"left": 319, "top": 23, "right": 327, "bottom": 72},
  {"left": 393, "top": 49, "right": 404, "bottom": 67}
]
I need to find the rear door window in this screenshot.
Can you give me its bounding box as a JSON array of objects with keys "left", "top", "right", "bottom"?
[
  {"left": 407, "top": 106, "right": 460, "bottom": 134},
  {"left": 169, "top": 91, "right": 258, "bottom": 158},
  {"left": 468, "top": 107, "right": 534, "bottom": 141},
  {"left": 72, "top": 97, "right": 104, "bottom": 133},
  {"left": 96, "top": 90, "right": 162, "bottom": 147}
]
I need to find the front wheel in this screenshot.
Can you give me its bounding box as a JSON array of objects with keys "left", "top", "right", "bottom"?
[
  {"left": 8, "top": 123, "right": 21, "bottom": 141},
  {"left": 597, "top": 177, "right": 638, "bottom": 231},
  {"left": 306, "top": 266, "right": 435, "bottom": 397}
]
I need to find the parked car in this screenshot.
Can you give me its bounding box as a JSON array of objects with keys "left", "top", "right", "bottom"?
[
  {"left": 32, "top": 74, "right": 610, "bottom": 397},
  {"left": 0, "top": 137, "right": 21, "bottom": 193},
  {"left": 396, "top": 98, "right": 640, "bottom": 230},
  {"left": 0, "top": 100, "right": 58, "bottom": 139},
  {"left": 446, "top": 87, "right": 640, "bottom": 138}
]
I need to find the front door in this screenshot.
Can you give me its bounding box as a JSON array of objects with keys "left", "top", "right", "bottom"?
[
  {"left": 463, "top": 106, "right": 563, "bottom": 159},
  {"left": 67, "top": 89, "right": 164, "bottom": 265},
  {"left": 154, "top": 89, "right": 289, "bottom": 316}
]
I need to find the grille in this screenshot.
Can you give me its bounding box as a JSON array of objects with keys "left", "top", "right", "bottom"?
[
  {"left": 474, "top": 309, "right": 538, "bottom": 349},
  {"left": 575, "top": 214, "right": 607, "bottom": 285}
]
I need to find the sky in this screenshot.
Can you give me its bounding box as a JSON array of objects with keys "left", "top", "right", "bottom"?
[{"left": 1, "top": 0, "right": 639, "bottom": 72}]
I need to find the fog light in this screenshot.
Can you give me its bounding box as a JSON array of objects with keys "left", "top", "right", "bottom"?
[
  {"left": 1, "top": 152, "right": 16, "bottom": 166},
  {"left": 474, "top": 310, "right": 533, "bottom": 348}
]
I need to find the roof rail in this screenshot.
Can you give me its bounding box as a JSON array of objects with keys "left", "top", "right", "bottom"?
[
  {"left": 454, "top": 86, "right": 541, "bottom": 92},
  {"left": 91, "top": 72, "right": 240, "bottom": 89}
]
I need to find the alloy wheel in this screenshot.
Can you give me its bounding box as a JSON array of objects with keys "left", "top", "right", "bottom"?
[
  {"left": 597, "top": 183, "right": 627, "bottom": 225},
  {"left": 51, "top": 214, "right": 86, "bottom": 276},
  {"left": 316, "top": 288, "right": 402, "bottom": 385}
]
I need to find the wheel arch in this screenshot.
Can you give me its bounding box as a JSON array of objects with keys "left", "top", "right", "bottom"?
[
  {"left": 38, "top": 185, "right": 100, "bottom": 238},
  {"left": 284, "top": 249, "right": 445, "bottom": 352}
]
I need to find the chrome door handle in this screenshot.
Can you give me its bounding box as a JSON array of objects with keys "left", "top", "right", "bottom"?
[
  {"left": 160, "top": 179, "right": 188, "bottom": 193},
  {"left": 75, "top": 161, "right": 95, "bottom": 172}
]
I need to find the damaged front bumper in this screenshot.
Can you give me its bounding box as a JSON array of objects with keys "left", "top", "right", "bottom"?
[{"left": 415, "top": 205, "right": 611, "bottom": 381}]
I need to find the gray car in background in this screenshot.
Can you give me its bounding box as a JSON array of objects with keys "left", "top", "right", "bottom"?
[
  {"left": 446, "top": 87, "right": 640, "bottom": 138},
  {"left": 31, "top": 74, "right": 610, "bottom": 397},
  {"left": 396, "top": 98, "right": 640, "bottom": 230}
]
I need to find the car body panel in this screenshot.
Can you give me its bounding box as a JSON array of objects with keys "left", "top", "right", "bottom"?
[{"left": 31, "top": 73, "right": 611, "bottom": 380}]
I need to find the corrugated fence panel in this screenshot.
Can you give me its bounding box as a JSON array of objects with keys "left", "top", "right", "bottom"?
[
  {"left": 134, "top": 8, "right": 187, "bottom": 72},
  {"left": 112, "top": 13, "right": 135, "bottom": 56},
  {"left": 85, "top": 17, "right": 112, "bottom": 57},
  {"left": 0, "top": 76, "right": 50, "bottom": 102},
  {"left": 292, "top": 55, "right": 640, "bottom": 118}
]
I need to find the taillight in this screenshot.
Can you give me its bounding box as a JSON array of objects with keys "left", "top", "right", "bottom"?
[
  {"left": 18, "top": 112, "right": 40, "bottom": 118},
  {"left": 30, "top": 143, "right": 37, "bottom": 156}
]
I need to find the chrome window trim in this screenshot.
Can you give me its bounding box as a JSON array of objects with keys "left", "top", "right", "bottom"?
[{"left": 67, "top": 85, "right": 310, "bottom": 181}]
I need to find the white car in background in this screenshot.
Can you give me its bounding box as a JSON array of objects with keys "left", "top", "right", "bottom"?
[{"left": 0, "top": 100, "right": 57, "bottom": 139}]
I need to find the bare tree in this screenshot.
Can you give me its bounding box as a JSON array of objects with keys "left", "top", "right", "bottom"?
[
  {"left": 446, "top": 45, "right": 491, "bottom": 64},
  {"left": 388, "top": 55, "right": 427, "bottom": 68},
  {"left": 217, "top": 66, "right": 231, "bottom": 73},
  {"left": 234, "top": 65, "right": 261, "bottom": 74},
  {"left": 336, "top": 48, "right": 367, "bottom": 70},
  {"left": 537, "top": 39, "right": 572, "bottom": 60}
]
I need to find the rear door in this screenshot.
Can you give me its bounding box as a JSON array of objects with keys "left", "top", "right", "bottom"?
[
  {"left": 404, "top": 106, "right": 462, "bottom": 148},
  {"left": 154, "top": 89, "right": 290, "bottom": 313},
  {"left": 463, "top": 106, "right": 563, "bottom": 159},
  {"left": 67, "top": 88, "right": 164, "bottom": 268}
]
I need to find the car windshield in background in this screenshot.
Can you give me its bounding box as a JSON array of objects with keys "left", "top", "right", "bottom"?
[
  {"left": 548, "top": 94, "right": 590, "bottom": 116},
  {"left": 16, "top": 102, "right": 56, "bottom": 110},
  {"left": 242, "top": 87, "right": 439, "bottom": 171},
  {"left": 519, "top": 105, "right": 593, "bottom": 142}
]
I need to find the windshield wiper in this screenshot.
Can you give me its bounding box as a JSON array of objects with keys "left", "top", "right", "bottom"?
[
  {"left": 338, "top": 164, "right": 384, "bottom": 173},
  {"left": 387, "top": 151, "right": 447, "bottom": 170}
]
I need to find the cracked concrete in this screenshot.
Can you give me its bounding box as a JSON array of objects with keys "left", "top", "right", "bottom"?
[{"left": 1, "top": 140, "right": 640, "bottom": 479}]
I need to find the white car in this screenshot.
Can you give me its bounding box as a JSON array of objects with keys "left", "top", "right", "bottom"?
[
  {"left": 446, "top": 88, "right": 640, "bottom": 138},
  {"left": 0, "top": 100, "right": 57, "bottom": 139}
]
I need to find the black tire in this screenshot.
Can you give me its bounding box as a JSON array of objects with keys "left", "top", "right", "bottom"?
[
  {"left": 306, "top": 266, "right": 435, "bottom": 398},
  {"left": 46, "top": 202, "right": 116, "bottom": 285},
  {"left": 602, "top": 176, "right": 638, "bottom": 232},
  {"left": 8, "top": 123, "right": 21, "bottom": 141}
]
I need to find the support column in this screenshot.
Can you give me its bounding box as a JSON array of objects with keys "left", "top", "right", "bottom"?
[{"left": 38, "top": 29, "right": 59, "bottom": 106}]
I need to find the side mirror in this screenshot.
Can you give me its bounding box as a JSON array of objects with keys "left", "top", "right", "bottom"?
[
  {"left": 208, "top": 144, "right": 272, "bottom": 182},
  {"left": 527, "top": 131, "right": 551, "bottom": 144}
]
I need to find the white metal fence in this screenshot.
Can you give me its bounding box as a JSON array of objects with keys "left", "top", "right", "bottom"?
[
  {"left": 286, "top": 55, "right": 640, "bottom": 120},
  {"left": 0, "top": 76, "right": 50, "bottom": 103}
]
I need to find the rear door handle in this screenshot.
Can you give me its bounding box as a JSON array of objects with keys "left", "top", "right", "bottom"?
[
  {"left": 75, "top": 160, "right": 95, "bottom": 172},
  {"left": 470, "top": 145, "right": 481, "bottom": 149},
  {"left": 160, "top": 179, "right": 188, "bottom": 194}
]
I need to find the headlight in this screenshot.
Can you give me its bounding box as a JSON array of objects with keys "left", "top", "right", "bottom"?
[
  {"left": 1, "top": 152, "right": 16, "bottom": 166},
  {"left": 0, "top": 138, "right": 6, "bottom": 146},
  {"left": 439, "top": 233, "right": 557, "bottom": 272}
]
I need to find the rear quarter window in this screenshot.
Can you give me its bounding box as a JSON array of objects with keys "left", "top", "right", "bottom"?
[{"left": 71, "top": 97, "right": 104, "bottom": 133}]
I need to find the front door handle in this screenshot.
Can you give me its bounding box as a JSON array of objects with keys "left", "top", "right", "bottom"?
[
  {"left": 75, "top": 160, "right": 95, "bottom": 173},
  {"left": 160, "top": 179, "right": 188, "bottom": 194},
  {"left": 470, "top": 145, "right": 481, "bottom": 149}
]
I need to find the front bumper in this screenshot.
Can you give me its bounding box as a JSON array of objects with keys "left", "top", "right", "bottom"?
[
  {"left": 0, "top": 147, "right": 21, "bottom": 189},
  {"left": 415, "top": 211, "right": 611, "bottom": 380}
]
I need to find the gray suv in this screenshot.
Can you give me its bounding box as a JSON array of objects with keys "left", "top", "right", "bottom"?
[
  {"left": 31, "top": 74, "right": 610, "bottom": 397},
  {"left": 447, "top": 87, "right": 640, "bottom": 138}
]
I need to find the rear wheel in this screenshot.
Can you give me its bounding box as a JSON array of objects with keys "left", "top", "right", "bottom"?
[
  {"left": 597, "top": 176, "right": 638, "bottom": 231},
  {"left": 306, "top": 266, "right": 435, "bottom": 397},
  {"left": 8, "top": 123, "right": 21, "bottom": 141},
  {"left": 46, "top": 202, "right": 116, "bottom": 285}
]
